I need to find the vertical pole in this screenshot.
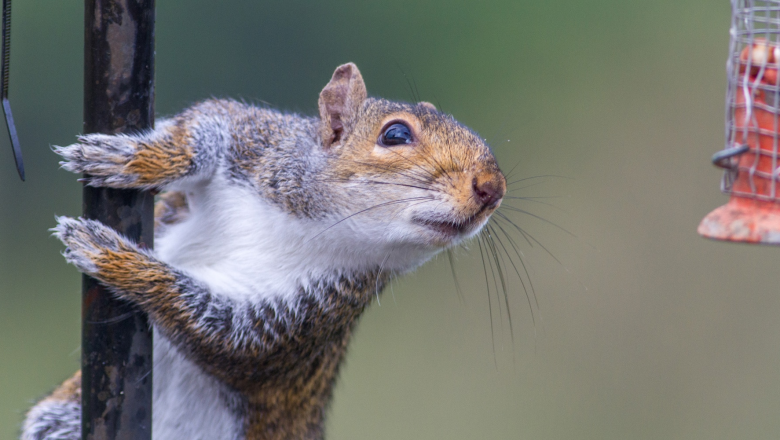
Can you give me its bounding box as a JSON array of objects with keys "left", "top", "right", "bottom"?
[{"left": 82, "top": 1, "right": 155, "bottom": 439}]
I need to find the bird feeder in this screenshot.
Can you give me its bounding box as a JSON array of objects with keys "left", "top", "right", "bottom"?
[{"left": 699, "top": 0, "right": 780, "bottom": 244}]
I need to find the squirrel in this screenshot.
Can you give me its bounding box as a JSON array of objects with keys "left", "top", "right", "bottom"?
[{"left": 21, "top": 63, "right": 507, "bottom": 440}]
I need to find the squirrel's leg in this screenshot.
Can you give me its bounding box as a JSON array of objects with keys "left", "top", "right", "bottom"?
[
  {"left": 52, "top": 216, "right": 277, "bottom": 384},
  {"left": 54, "top": 103, "right": 230, "bottom": 189},
  {"left": 54, "top": 119, "right": 198, "bottom": 189}
]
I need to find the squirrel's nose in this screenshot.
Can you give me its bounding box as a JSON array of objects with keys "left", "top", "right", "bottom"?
[{"left": 472, "top": 176, "right": 505, "bottom": 209}]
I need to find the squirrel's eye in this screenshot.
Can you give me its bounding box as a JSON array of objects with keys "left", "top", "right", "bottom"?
[{"left": 380, "top": 123, "right": 413, "bottom": 147}]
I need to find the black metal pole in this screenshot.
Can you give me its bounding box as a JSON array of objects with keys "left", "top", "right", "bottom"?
[{"left": 82, "top": 1, "right": 155, "bottom": 439}]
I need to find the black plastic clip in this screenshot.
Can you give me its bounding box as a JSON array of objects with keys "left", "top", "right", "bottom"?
[
  {"left": 2, "top": 0, "right": 22, "bottom": 181},
  {"left": 712, "top": 144, "right": 749, "bottom": 171}
]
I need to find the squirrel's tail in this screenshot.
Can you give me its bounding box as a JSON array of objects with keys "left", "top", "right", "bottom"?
[{"left": 21, "top": 371, "right": 81, "bottom": 440}]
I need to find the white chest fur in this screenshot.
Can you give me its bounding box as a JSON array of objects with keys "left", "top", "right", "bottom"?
[
  {"left": 156, "top": 177, "right": 438, "bottom": 304},
  {"left": 152, "top": 331, "right": 243, "bottom": 440}
]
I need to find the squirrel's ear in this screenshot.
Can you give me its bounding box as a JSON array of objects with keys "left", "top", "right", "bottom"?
[
  {"left": 418, "top": 101, "right": 437, "bottom": 111},
  {"left": 318, "top": 63, "right": 367, "bottom": 148}
]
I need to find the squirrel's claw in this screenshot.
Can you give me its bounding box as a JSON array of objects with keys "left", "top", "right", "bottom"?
[
  {"left": 53, "top": 134, "right": 140, "bottom": 188},
  {"left": 52, "top": 216, "right": 137, "bottom": 277}
]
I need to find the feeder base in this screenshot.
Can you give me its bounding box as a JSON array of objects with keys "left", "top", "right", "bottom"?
[{"left": 699, "top": 197, "right": 780, "bottom": 244}]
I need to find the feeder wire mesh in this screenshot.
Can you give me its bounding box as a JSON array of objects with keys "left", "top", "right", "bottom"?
[{"left": 723, "top": 0, "right": 780, "bottom": 200}]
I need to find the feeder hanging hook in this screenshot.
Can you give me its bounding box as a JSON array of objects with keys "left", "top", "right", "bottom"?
[{"left": 2, "top": 0, "right": 22, "bottom": 181}]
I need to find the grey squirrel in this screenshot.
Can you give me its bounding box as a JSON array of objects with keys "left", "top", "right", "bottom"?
[{"left": 22, "top": 63, "right": 506, "bottom": 440}]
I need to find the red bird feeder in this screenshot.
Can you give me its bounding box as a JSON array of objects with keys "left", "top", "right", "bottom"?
[{"left": 699, "top": 1, "right": 780, "bottom": 244}]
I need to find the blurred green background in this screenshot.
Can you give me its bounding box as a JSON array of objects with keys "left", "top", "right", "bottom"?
[{"left": 2, "top": 1, "right": 776, "bottom": 439}]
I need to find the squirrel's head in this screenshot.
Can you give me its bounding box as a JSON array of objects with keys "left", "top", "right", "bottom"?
[{"left": 315, "top": 63, "right": 506, "bottom": 258}]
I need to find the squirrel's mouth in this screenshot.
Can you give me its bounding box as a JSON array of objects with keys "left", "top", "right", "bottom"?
[{"left": 412, "top": 212, "right": 485, "bottom": 238}]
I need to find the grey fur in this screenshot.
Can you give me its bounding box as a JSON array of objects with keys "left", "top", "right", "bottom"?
[{"left": 21, "top": 401, "right": 80, "bottom": 440}]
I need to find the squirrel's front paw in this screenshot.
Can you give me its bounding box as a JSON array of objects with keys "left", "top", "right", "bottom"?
[
  {"left": 52, "top": 216, "right": 138, "bottom": 278},
  {"left": 53, "top": 217, "right": 175, "bottom": 301},
  {"left": 54, "top": 134, "right": 140, "bottom": 188}
]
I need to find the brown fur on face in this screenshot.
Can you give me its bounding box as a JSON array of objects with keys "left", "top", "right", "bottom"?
[{"left": 322, "top": 94, "right": 506, "bottom": 231}]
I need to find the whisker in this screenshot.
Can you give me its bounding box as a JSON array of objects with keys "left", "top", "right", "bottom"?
[
  {"left": 499, "top": 205, "right": 576, "bottom": 237},
  {"left": 342, "top": 140, "right": 442, "bottom": 183},
  {"left": 509, "top": 181, "right": 548, "bottom": 192},
  {"left": 427, "top": 152, "right": 454, "bottom": 182},
  {"left": 411, "top": 75, "right": 422, "bottom": 105},
  {"left": 446, "top": 249, "right": 465, "bottom": 303},
  {"left": 446, "top": 138, "right": 463, "bottom": 179},
  {"left": 308, "top": 197, "right": 434, "bottom": 242},
  {"left": 387, "top": 198, "right": 438, "bottom": 223},
  {"left": 494, "top": 212, "right": 563, "bottom": 266},
  {"left": 484, "top": 225, "right": 515, "bottom": 347},
  {"left": 480, "top": 229, "right": 507, "bottom": 351},
  {"left": 507, "top": 175, "right": 571, "bottom": 186},
  {"left": 502, "top": 158, "right": 523, "bottom": 182},
  {"left": 476, "top": 235, "right": 498, "bottom": 368},
  {"left": 383, "top": 146, "right": 452, "bottom": 185},
  {"left": 494, "top": 211, "right": 533, "bottom": 247},
  {"left": 505, "top": 195, "right": 568, "bottom": 200},
  {"left": 312, "top": 177, "right": 441, "bottom": 194},
  {"left": 395, "top": 61, "right": 421, "bottom": 103},
  {"left": 490, "top": 219, "right": 539, "bottom": 312},
  {"left": 85, "top": 310, "right": 135, "bottom": 325},
  {"left": 341, "top": 156, "right": 436, "bottom": 184},
  {"left": 488, "top": 222, "right": 537, "bottom": 334},
  {"left": 503, "top": 196, "right": 565, "bottom": 211},
  {"left": 430, "top": 93, "right": 445, "bottom": 113},
  {"left": 389, "top": 151, "right": 442, "bottom": 182},
  {"left": 414, "top": 139, "right": 456, "bottom": 182}
]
